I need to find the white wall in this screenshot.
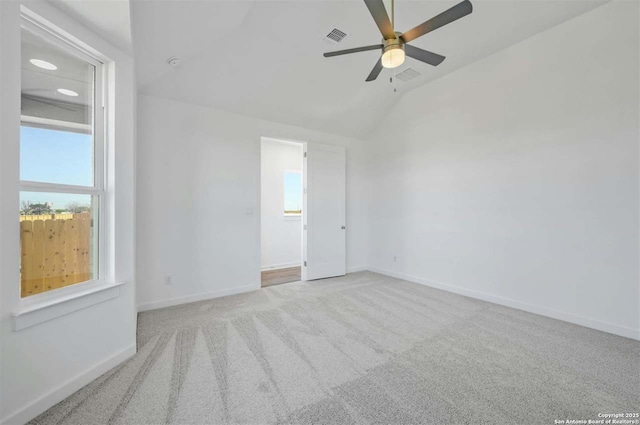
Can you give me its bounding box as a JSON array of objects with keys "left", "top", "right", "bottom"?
[
  {"left": 366, "top": 1, "right": 639, "bottom": 340},
  {"left": 136, "top": 94, "right": 367, "bottom": 311},
  {"left": 0, "top": 1, "right": 137, "bottom": 423},
  {"left": 261, "top": 139, "right": 303, "bottom": 270}
]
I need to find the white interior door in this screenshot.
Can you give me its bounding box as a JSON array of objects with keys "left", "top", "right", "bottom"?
[{"left": 302, "top": 142, "right": 346, "bottom": 280}]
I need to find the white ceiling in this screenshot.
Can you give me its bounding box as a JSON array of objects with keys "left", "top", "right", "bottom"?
[
  {"left": 57, "top": 0, "right": 609, "bottom": 138},
  {"left": 49, "top": 0, "right": 133, "bottom": 55},
  {"left": 130, "top": 0, "right": 608, "bottom": 138}
]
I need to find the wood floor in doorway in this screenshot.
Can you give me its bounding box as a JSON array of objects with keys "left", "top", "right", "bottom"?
[{"left": 261, "top": 266, "right": 301, "bottom": 287}]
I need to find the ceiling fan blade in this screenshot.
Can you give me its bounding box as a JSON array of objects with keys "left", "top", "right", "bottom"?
[
  {"left": 363, "top": 0, "right": 396, "bottom": 40},
  {"left": 365, "top": 58, "right": 384, "bottom": 82},
  {"left": 401, "top": 0, "right": 473, "bottom": 43},
  {"left": 405, "top": 44, "right": 446, "bottom": 66},
  {"left": 324, "top": 44, "right": 383, "bottom": 58}
]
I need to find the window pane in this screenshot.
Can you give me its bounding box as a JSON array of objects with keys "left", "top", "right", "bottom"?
[
  {"left": 20, "top": 126, "right": 93, "bottom": 186},
  {"left": 21, "top": 28, "right": 95, "bottom": 186},
  {"left": 284, "top": 171, "right": 302, "bottom": 215},
  {"left": 19, "top": 192, "right": 98, "bottom": 297}
]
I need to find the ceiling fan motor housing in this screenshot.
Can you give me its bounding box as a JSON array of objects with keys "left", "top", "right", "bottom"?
[{"left": 382, "top": 31, "right": 405, "bottom": 53}]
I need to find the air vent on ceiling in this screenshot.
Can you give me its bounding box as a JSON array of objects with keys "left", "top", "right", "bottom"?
[
  {"left": 396, "top": 68, "right": 421, "bottom": 82},
  {"left": 323, "top": 28, "right": 349, "bottom": 44}
]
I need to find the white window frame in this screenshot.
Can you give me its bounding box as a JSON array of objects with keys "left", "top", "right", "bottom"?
[
  {"left": 18, "top": 15, "right": 108, "bottom": 303},
  {"left": 283, "top": 169, "right": 303, "bottom": 217}
]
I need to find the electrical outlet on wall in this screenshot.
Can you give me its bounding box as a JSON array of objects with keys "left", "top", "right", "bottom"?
[{"left": 165, "top": 275, "right": 173, "bottom": 285}]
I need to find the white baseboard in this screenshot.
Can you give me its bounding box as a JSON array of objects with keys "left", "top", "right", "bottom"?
[
  {"left": 137, "top": 283, "right": 258, "bottom": 312},
  {"left": 260, "top": 265, "right": 366, "bottom": 274},
  {"left": 260, "top": 262, "right": 301, "bottom": 272},
  {"left": 347, "top": 265, "right": 367, "bottom": 273},
  {"left": 1, "top": 344, "right": 136, "bottom": 425},
  {"left": 367, "top": 266, "right": 640, "bottom": 341},
  {"left": 138, "top": 268, "right": 366, "bottom": 312}
]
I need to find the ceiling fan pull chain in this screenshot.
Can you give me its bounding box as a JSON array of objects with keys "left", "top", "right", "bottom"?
[{"left": 389, "top": 69, "right": 397, "bottom": 93}]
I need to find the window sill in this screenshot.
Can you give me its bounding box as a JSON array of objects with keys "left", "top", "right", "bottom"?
[
  {"left": 13, "top": 280, "right": 126, "bottom": 331},
  {"left": 284, "top": 214, "right": 301, "bottom": 221}
]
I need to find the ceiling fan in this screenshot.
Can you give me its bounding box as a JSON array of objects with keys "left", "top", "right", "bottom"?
[{"left": 324, "top": 0, "right": 473, "bottom": 81}]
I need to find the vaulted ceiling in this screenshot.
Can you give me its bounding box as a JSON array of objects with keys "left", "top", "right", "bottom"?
[
  {"left": 52, "top": 0, "right": 609, "bottom": 138},
  {"left": 50, "top": 0, "right": 133, "bottom": 55}
]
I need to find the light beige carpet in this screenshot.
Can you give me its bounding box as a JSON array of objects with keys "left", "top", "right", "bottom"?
[{"left": 30, "top": 271, "right": 639, "bottom": 424}]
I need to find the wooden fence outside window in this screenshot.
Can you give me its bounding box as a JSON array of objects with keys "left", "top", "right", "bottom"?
[{"left": 19, "top": 213, "right": 93, "bottom": 297}]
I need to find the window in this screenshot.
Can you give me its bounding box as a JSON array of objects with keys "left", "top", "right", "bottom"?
[
  {"left": 284, "top": 170, "right": 302, "bottom": 215},
  {"left": 19, "top": 22, "right": 104, "bottom": 298}
]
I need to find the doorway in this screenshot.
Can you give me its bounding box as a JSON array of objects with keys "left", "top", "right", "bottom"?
[{"left": 260, "top": 138, "right": 304, "bottom": 287}]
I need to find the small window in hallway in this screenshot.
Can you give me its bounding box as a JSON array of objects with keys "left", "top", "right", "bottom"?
[{"left": 284, "top": 170, "right": 302, "bottom": 215}]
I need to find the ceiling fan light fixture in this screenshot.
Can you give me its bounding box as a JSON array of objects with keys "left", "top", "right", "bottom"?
[{"left": 381, "top": 45, "right": 405, "bottom": 69}]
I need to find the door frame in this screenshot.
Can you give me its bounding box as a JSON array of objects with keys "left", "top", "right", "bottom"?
[{"left": 259, "top": 136, "right": 306, "bottom": 283}]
